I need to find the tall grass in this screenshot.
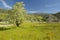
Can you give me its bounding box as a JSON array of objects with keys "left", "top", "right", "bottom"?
[{"left": 0, "top": 22, "right": 60, "bottom": 40}]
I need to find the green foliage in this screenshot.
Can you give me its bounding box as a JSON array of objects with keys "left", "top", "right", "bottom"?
[
  {"left": 12, "top": 2, "right": 27, "bottom": 21},
  {"left": 0, "top": 9, "right": 8, "bottom": 21},
  {"left": 8, "top": 2, "right": 27, "bottom": 26},
  {"left": 26, "top": 14, "right": 43, "bottom": 22},
  {"left": 35, "top": 16, "right": 43, "bottom": 22},
  {"left": 0, "top": 14, "right": 8, "bottom": 20},
  {"left": 0, "top": 9, "right": 8, "bottom": 13}
]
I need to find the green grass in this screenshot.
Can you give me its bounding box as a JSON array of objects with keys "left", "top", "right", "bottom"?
[{"left": 0, "top": 22, "right": 60, "bottom": 40}]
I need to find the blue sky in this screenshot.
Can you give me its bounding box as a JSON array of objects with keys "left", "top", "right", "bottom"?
[{"left": 0, "top": 0, "right": 60, "bottom": 13}]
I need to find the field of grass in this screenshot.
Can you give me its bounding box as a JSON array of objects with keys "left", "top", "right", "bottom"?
[{"left": 0, "top": 22, "right": 60, "bottom": 40}]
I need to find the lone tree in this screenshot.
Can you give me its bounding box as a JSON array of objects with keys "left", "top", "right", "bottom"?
[{"left": 8, "top": 2, "right": 27, "bottom": 27}]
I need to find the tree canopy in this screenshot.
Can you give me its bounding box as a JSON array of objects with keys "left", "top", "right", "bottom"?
[{"left": 8, "top": 2, "right": 27, "bottom": 26}]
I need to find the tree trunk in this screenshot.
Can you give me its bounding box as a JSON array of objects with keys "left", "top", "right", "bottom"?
[{"left": 16, "top": 20, "right": 19, "bottom": 27}]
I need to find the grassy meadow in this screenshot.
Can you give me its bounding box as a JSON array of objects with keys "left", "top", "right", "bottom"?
[
  {"left": 0, "top": 22, "right": 60, "bottom": 40},
  {"left": 0, "top": 1, "right": 60, "bottom": 40}
]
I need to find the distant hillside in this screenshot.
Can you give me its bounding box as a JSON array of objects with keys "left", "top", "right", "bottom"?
[
  {"left": 53, "top": 12, "right": 60, "bottom": 19},
  {"left": 0, "top": 8, "right": 60, "bottom": 22},
  {"left": 28, "top": 13, "right": 49, "bottom": 17},
  {"left": 0, "top": 9, "right": 8, "bottom": 14},
  {"left": 28, "top": 13, "right": 60, "bottom": 22}
]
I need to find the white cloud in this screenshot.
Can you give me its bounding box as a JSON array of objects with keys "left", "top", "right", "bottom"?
[
  {"left": 0, "top": 0, "right": 12, "bottom": 9},
  {"left": 28, "top": 11, "right": 38, "bottom": 13}
]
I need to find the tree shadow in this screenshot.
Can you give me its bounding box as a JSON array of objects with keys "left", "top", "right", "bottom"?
[{"left": 0, "top": 27, "right": 11, "bottom": 31}]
